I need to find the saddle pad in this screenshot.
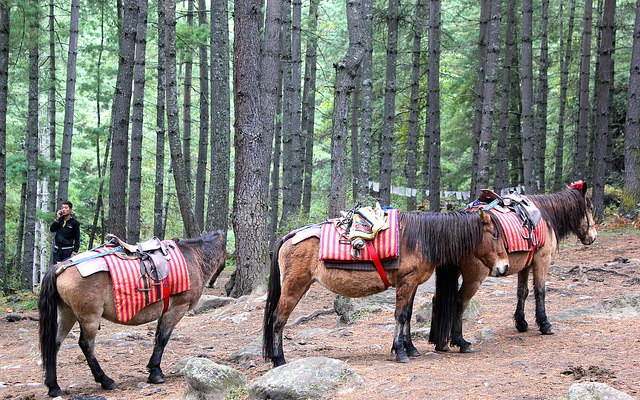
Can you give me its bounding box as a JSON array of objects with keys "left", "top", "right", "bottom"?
[
  {"left": 97, "top": 240, "right": 190, "bottom": 322},
  {"left": 70, "top": 250, "right": 110, "bottom": 277},
  {"left": 492, "top": 211, "right": 547, "bottom": 252},
  {"left": 323, "top": 257, "right": 399, "bottom": 271},
  {"left": 290, "top": 224, "right": 323, "bottom": 245},
  {"left": 319, "top": 208, "right": 399, "bottom": 262}
]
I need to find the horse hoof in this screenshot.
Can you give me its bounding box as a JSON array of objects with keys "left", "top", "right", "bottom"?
[
  {"left": 148, "top": 374, "right": 165, "bottom": 384},
  {"left": 540, "top": 327, "right": 554, "bottom": 335},
  {"left": 101, "top": 379, "right": 118, "bottom": 390},
  {"left": 434, "top": 344, "right": 450, "bottom": 352},
  {"left": 48, "top": 387, "right": 64, "bottom": 397},
  {"left": 459, "top": 345, "right": 476, "bottom": 353},
  {"left": 396, "top": 354, "right": 411, "bottom": 363},
  {"left": 273, "top": 357, "right": 287, "bottom": 367},
  {"left": 407, "top": 348, "right": 422, "bottom": 358},
  {"left": 515, "top": 321, "right": 528, "bottom": 333}
]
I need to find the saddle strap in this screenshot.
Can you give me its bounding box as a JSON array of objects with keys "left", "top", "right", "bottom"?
[{"left": 365, "top": 241, "right": 391, "bottom": 288}]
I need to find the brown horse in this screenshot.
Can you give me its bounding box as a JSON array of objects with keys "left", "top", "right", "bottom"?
[
  {"left": 262, "top": 210, "right": 510, "bottom": 366},
  {"left": 38, "top": 230, "right": 226, "bottom": 397},
  {"left": 430, "top": 183, "right": 598, "bottom": 353}
]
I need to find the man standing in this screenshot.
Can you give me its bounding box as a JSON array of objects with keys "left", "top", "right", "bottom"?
[{"left": 50, "top": 201, "right": 81, "bottom": 263}]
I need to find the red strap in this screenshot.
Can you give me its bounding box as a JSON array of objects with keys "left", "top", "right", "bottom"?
[
  {"left": 162, "top": 280, "right": 170, "bottom": 313},
  {"left": 365, "top": 241, "right": 391, "bottom": 288},
  {"left": 525, "top": 244, "right": 537, "bottom": 266}
]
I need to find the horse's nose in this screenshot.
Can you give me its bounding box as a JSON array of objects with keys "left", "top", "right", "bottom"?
[{"left": 494, "top": 263, "right": 509, "bottom": 277}]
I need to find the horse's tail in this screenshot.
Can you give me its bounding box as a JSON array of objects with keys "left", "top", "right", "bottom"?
[
  {"left": 262, "top": 236, "right": 286, "bottom": 361},
  {"left": 429, "top": 262, "right": 459, "bottom": 349},
  {"left": 38, "top": 266, "right": 59, "bottom": 379}
]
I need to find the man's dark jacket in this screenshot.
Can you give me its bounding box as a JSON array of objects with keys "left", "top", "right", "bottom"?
[{"left": 50, "top": 216, "right": 81, "bottom": 253}]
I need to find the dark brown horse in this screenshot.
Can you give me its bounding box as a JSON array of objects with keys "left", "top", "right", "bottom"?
[
  {"left": 38, "top": 231, "right": 226, "bottom": 397},
  {"left": 263, "top": 210, "right": 510, "bottom": 366},
  {"left": 430, "top": 183, "right": 597, "bottom": 353}
]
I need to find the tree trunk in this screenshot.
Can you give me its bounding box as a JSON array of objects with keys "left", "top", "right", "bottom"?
[
  {"left": 230, "top": 0, "right": 274, "bottom": 296},
  {"left": 57, "top": 0, "right": 80, "bottom": 207},
  {"left": 0, "top": 0, "right": 8, "bottom": 289},
  {"left": 165, "top": 0, "right": 199, "bottom": 237},
  {"left": 206, "top": 0, "right": 231, "bottom": 234},
  {"left": 533, "top": 0, "right": 549, "bottom": 193},
  {"left": 575, "top": 0, "right": 593, "bottom": 181},
  {"left": 379, "top": 0, "right": 399, "bottom": 206},
  {"left": 127, "top": 0, "right": 147, "bottom": 244},
  {"left": 621, "top": 0, "right": 640, "bottom": 220},
  {"left": 154, "top": 0, "right": 166, "bottom": 238},
  {"left": 356, "top": 0, "right": 373, "bottom": 203},
  {"left": 329, "top": 0, "right": 365, "bottom": 218},
  {"left": 301, "top": 0, "right": 319, "bottom": 213},
  {"left": 476, "top": 0, "right": 501, "bottom": 192},
  {"left": 182, "top": 0, "right": 194, "bottom": 195},
  {"left": 406, "top": 0, "right": 424, "bottom": 211},
  {"left": 109, "top": 0, "right": 139, "bottom": 238},
  {"left": 350, "top": 67, "right": 361, "bottom": 201},
  {"left": 47, "top": 0, "right": 56, "bottom": 212},
  {"left": 494, "top": 0, "right": 516, "bottom": 190},
  {"left": 521, "top": 0, "right": 535, "bottom": 194},
  {"left": 194, "top": 0, "right": 209, "bottom": 229},
  {"left": 23, "top": 2, "right": 39, "bottom": 290},
  {"left": 428, "top": 0, "right": 441, "bottom": 212},
  {"left": 470, "top": 0, "right": 490, "bottom": 196},
  {"left": 592, "top": 0, "right": 615, "bottom": 221},
  {"left": 269, "top": 101, "right": 282, "bottom": 242},
  {"left": 554, "top": 0, "right": 576, "bottom": 191}
]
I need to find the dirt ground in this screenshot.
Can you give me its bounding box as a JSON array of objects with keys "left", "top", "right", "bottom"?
[{"left": 1, "top": 224, "right": 639, "bottom": 400}]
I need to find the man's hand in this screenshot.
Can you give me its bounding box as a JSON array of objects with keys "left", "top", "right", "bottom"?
[{"left": 56, "top": 210, "right": 63, "bottom": 219}]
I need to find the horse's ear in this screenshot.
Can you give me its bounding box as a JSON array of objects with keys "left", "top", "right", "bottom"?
[
  {"left": 570, "top": 181, "right": 587, "bottom": 195},
  {"left": 478, "top": 209, "right": 491, "bottom": 225}
]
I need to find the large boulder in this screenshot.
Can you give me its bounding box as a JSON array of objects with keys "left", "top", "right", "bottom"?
[
  {"left": 248, "top": 357, "right": 362, "bottom": 400},
  {"left": 553, "top": 293, "right": 640, "bottom": 321},
  {"left": 183, "top": 357, "right": 247, "bottom": 400},
  {"left": 568, "top": 382, "right": 635, "bottom": 400}
]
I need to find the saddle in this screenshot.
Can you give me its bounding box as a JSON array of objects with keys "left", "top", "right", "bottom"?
[
  {"left": 335, "top": 203, "right": 389, "bottom": 259},
  {"left": 105, "top": 234, "right": 172, "bottom": 282}
]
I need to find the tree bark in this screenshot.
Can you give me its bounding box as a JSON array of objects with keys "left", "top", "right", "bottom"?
[
  {"left": 379, "top": 0, "right": 399, "bottom": 206},
  {"left": 329, "top": 0, "right": 365, "bottom": 218},
  {"left": 206, "top": 0, "right": 231, "bottom": 234},
  {"left": 23, "top": 1, "right": 39, "bottom": 290},
  {"left": 127, "top": 0, "right": 147, "bottom": 243},
  {"left": 476, "top": 0, "right": 501, "bottom": 192},
  {"left": 182, "top": 0, "right": 194, "bottom": 195},
  {"left": 154, "top": 0, "right": 166, "bottom": 238},
  {"left": 428, "top": 0, "right": 441, "bottom": 212},
  {"left": 165, "top": 0, "right": 199, "bottom": 237},
  {"left": 109, "top": 0, "right": 139, "bottom": 238},
  {"left": 230, "top": 0, "right": 274, "bottom": 296},
  {"left": 194, "top": 0, "right": 209, "bottom": 229},
  {"left": 47, "top": 0, "right": 56, "bottom": 212},
  {"left": 621, "top": 0, "right": 640, "bottom": 220},
  {"left": 0, "top": 0, "right": 8, "bottom": 289},
  {"left": 592, "top": 0, "right": 615, "bottom": 221},
  {"left": 533, "top": 0, "right": 549, "bottom": 193},
  {"left": 350, "top": 67, "right": 361, "bottom": 201},
  {"left": 520, "top": 0, "right": 535, "bottom": 194},
  {"left": 575, "top": 0, "right": 593, "bottom": 181},
  {"left": 356, "top": 0, "right": 373, "bottom": 203},
  {"left": 553, "top": 0, "right": 576, "bottom": 191},
  {"left": 406, "top": 0, "right": 424, "bottom": 211},
  {"left": 301, "top": 0, "right": 319, "bottom": 213}
]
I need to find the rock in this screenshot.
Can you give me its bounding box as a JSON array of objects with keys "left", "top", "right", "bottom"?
[
  {"left": 553, "top": 293, "right": 640, "bottom": 321},
  {"left": 334, "top": 292, "right": 395, "bottom": 324},
  {"left": 227, "top": 343, "right": 261, "bottom": 363},
  {"left": 192, "top": 295, "right": 236, "bottom": 314},
  {"left": 5, "top": 313, "right": 23, "bottom": 322},
  {"left": 183, "top": 357, "right": 247, "bottom": 400},
  {"left": 248, "top": 357, "right": 362, "bottom": 400},
  {"left": 568, "top": 382, "right": 635, "bottom": 400}
]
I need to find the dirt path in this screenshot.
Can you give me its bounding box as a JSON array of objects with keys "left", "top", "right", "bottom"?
[{"left": 1, "top": 227, "right": 639, "bottom": 400}]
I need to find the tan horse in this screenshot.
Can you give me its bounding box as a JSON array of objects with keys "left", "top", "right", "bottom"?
[
  {"left": 263, "top": 210, "right": 510, "bottom": 366},
  {"left": 430, "top": 183, "right": 598, "bottom": 353},
  {"left": 38, "top": 231, "right": 226, "bottom": 397}
]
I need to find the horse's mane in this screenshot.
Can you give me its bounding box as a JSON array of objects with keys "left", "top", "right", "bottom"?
[
  {"left": 174, "top": 231, "right": 226, "bottom": 276},
  {"left": 399, "top": 211, "right": 493, "bottom": 264},
  {"left": 528, "top": 187, "right": 588, "bottom": 242}
]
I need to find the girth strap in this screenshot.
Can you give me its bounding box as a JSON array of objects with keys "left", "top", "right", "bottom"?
[{"left": 365, "top": 241, "right": 391, "bottom": 288}]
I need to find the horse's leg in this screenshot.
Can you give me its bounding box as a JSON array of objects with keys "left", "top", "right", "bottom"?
[
  {"left": 393, "top": 279, "right": 419, "bottom": 363},
  {"left": 270, "top": 280, "right": 313, "bottom": 366},
  {"left": 146, "top": 304, "right": 189, "bottom": 384},
  {"left": 450, "top": 273, "right": 486, "bottom": 353},
  {"left": 532, "top": 261, "right": 554, "bottom": 335},
  {"left": 514, "top": 268, "right": 530, "bottom": 332},
  {"left": 76, "top": 317, "right": 117, "bottom": 390},
  {"left": 44, "top": 304, "right": 77, "bottom": 396}
]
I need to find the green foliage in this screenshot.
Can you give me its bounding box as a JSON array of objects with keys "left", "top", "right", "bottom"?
[{"left": 0, "top": 290, "right": 38, "bottom": 312}]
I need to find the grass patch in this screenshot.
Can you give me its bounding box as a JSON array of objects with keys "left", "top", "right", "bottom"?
[{"left": 0, "top": 290, "right": 38, "bottom": 313}]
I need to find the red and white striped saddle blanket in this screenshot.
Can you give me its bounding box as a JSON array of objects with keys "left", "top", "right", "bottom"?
[
  {"left": 319, "top": 208, "right": 400, "bottom": 263},
  {"left": 491, "top": 211, "right": 547, "bottom": 252},
  {"left": 69, "top": 240, "right": 190, "bottom": 322}
]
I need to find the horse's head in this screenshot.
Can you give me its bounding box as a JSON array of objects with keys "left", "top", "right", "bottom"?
[
  {"left": 476, "top": 210, "right": 510, "bottom": 277},
  {"left": 570, "top": 181, "right": 598, "bottom": 245}
]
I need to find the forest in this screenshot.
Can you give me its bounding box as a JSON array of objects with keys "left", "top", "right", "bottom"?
[{"left": 0, "top": 0, "right": 638, "bottom": 295}]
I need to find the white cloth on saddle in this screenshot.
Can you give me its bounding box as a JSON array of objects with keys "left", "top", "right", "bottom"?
[{"left": 65, "top": 250, "right": 110, "bottom": 277}]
